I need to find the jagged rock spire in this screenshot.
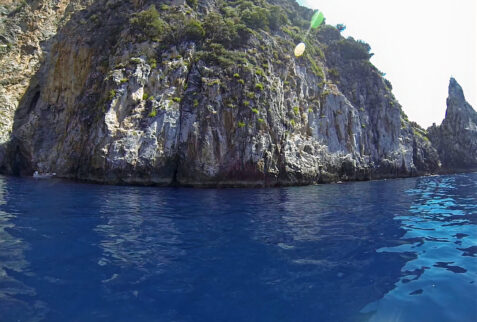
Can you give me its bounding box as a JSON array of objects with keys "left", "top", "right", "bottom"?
[
  {"left": 446, "top": 77, "right": 474, "bottom": 118},
  {"left": 428, "top": 78, "right": 477, "bottom": 170}
]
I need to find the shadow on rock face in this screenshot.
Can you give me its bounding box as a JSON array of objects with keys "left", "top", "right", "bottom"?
[
  {"left": 1, "top": 0, "right": 124, "bottom": 178},
  {"left": 0, "top": 0, "right": 451, "bottom": 186}
]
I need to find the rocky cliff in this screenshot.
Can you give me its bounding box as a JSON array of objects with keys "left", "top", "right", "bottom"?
[
  {"left": 0, "top": 0, "right": 443, "bottom": 186},
  {"left": 428, "top": 78, "right": 477, "bottom": 171},
  {"left": 0, "top": 0, "right": 92, "bottom": 158}
]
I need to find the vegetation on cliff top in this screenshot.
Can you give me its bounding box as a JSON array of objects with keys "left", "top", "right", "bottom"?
[
  {"left": 97, "top": 0, "right": 395, "bottom": 133},
  {"left": 123, "top": 0, "right": 375, "bottom": 73}
]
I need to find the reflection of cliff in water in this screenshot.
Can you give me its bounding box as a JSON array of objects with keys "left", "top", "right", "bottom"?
[
  {"left": 363, "top": 174, "right": 477, "bottom": 321},
  {"left": 0, "top": 176, "right": 46, "bottom": 321}
]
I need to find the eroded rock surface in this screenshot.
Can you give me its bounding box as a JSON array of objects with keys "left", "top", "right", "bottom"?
[
  {"left": 0, "top": 0, "right": 443, "bottom": 186},
  {"left": 428, "top": 78, "right": 477, "bottom": 171},
  {"left": 0, "top": 0, "right": 92, "bottom": 158}
]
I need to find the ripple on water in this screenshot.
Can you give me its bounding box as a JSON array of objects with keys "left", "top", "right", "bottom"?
[
  {"left": 362, "top": 174, "right": 477, "bottom": 322},
  {"left": 0, "top": 174, "right": 476, "bottom": 322},
  {"left": 0, "top": 179, "right": 48, "bottom": 321}
]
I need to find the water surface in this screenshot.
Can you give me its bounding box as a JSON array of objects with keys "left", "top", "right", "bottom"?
[{"left": 0, "top": 173, "right": 476, "bottom": 321}]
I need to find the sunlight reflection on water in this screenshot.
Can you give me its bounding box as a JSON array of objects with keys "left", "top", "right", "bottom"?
[{"left": 363, "top": 175, "right": 477, "bottom": 322}]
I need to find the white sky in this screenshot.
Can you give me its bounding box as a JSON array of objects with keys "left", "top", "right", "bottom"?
[{"left": 297, "top": 0, "right": 476, "bottom": 127}]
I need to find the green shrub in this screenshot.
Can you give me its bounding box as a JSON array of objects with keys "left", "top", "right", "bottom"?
[
  {"left": 143, "top": 93, "right": 149, "bottom": 100},
  {"left": 240, "top": 7, "right": 269, "bottom": 30},
  {"left": 129, "top": 5, "right": 167, "bottom": 41},
  {"left": 305, "top": 53, "right": 324, "bottom": 79},
  {"left": 413, "top": 128, "right": 430, "bottom": 142},
  {"left": 251, "top": 108, "right": 259, "bottom": 114},
  {"left": 184, "top": 19, "right": 205, "bottom": 41},
  {"left": 255, "top": 68, "right": 265, "bottom": 77},
  {"left": 238, "top": 79, "right": 245, "bottom": 85},
  {"left": 193, "top": 99, "right": 199, "bottom": 107},
  {"left": 322, "top": 89, "right": 332, "bottom": 98},
  {"left": 290, "top": 119, "right": 296, "bottom": 127},
  {"left": 293, "top": 106, "right": 300, "bottom": 114},
  {"left": 108, "top": 89, "right": 116, "bottom": 101},
  {"left": 233, "top": 73, "right": 240, "bottom": 78},
  {"left": 243, "top": 101, "right": 250, "bottom": 107},
  {"left": 149, "top": 109, "right": 157, "bottom": 117},
  {"left": 255, "top": 83, "right": 264, "bottom": 91},
  {"left": 316, "top": 25, "right": 341, "bottom": 43},
  {"left": 281, "top": 25, "right": 302, "bottom": 43},
  {"left": 208, "top": 79, "right": 221, "bottom": 86},
  {"left": 336, "top": 38, "right": 373, "bottom": 60},
  {"left": 120, "top": 78, "right": 128, "bottom": 83},
  {"left": 196, "top": 43, "right": 249, "bottom": 68},
  {"left": 203, "top": 12, "right": 247, "bottom": 47},
  {"left": 172, "top": 97, "right": 181, "bottom": 103},
  {"left": 148, "top": 58, "right": 157, "bottom": 69},
  {"left": 238, "top": 121, "right": 246, "bottom": 128},
  {"left": 258, "top": 118, "right": 264, "bottom": 123},
  {"left": 268, "top": 6, "right": 288, "bottom": 30},
  {"left": 247, "top": 92, "right": 255, "bottom": 99},
  {"left": 222, "top": 6, "right": 238, "bottom": 18}
]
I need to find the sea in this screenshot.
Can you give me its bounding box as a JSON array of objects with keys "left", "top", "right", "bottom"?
[{"left": 0, "top": 173, "right": 476, "bottom": 321}]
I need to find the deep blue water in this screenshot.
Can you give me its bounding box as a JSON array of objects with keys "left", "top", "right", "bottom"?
[{"left": 0, "top": 173, "right": 476, "bottom": 322}]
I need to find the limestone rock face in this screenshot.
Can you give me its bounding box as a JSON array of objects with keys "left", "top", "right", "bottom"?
[
  {"left": 0, "top": 0, "right": 92, "bottom": 159},
  {"left": 428, "top": 78, "right": 477, "bottom": 171},
  {"left": 0, "top": 0, "right": 443, "bottom": 186}
]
